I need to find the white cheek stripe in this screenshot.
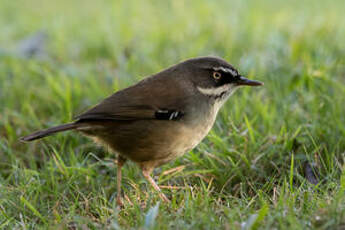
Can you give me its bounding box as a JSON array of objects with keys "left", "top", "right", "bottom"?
[{"left": 197, "top": 84, "right": 233, "bottom": 96}]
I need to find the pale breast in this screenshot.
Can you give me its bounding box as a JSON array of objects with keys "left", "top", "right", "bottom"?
[{"left": 163, "top": 104, "right": 219, "bottom": 161}]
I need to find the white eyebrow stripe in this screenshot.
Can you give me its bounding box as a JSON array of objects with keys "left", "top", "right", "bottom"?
[{"left": 213, "top": 67, "right": 238, "bottom": 76}]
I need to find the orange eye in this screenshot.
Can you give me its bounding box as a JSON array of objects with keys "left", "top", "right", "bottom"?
[{"left": 213, "top": 71, "right": 222, "bottom": 79}]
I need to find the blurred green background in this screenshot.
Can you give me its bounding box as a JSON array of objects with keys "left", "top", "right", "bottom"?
[{"left": 0, "top": 0, "right": 345, "bottom": 229}]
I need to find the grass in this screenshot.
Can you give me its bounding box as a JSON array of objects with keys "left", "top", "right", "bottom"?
[{"left": 0, "top": 0, "right": 345, "bottom": 229}]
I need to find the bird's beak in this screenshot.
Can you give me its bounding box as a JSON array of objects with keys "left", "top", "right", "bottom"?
[{"left": 236, "top": 76, "right": 264, "bottom": 86}]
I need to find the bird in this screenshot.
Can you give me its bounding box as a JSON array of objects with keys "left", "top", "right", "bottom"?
[{"left": 20, "top": 56, "right": 263, "bottom": 205}]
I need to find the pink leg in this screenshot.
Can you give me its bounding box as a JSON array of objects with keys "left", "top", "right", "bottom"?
[{"left": 142, "top": 166, "right": 170, "bottom": 203}]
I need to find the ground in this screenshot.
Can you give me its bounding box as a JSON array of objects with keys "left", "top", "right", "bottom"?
[{"left": 0, "top": 0, "right": 345, "bottom": 229}]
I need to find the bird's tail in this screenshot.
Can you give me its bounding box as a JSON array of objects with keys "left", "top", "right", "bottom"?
[{"left": 20, "top": 122, "right": 78, "bottom": 142}]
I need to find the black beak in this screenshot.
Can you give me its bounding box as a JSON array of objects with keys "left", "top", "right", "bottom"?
[{"left": 236, "top": 76, "right": 264, "bottom": 86}]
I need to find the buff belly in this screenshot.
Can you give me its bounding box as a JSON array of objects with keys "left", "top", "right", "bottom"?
[{"left": 79, "top": 117, "right": 215, "bottom": 167}]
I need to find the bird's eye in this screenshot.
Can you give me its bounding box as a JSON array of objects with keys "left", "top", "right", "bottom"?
[{"left": 213, "top": 71, "right": 222, "bottom": 80}]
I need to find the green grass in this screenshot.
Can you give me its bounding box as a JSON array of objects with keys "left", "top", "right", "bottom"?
[{"left": 1, "top": 0, "right": 345, "bottom": 229}]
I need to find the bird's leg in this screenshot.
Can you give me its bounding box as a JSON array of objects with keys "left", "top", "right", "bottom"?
[
  {"left": 116, "top": 155, "right": 127, "bottom": 206},
  {"left": 141, "top": 166, "right": 170, "bottom": 203}
]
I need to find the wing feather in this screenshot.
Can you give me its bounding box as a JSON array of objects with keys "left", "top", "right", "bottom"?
[{"left": 75, "top": 71, "right": 189, "bottom": 122}]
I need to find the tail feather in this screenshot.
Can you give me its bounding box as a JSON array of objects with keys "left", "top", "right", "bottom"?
[{"left": 20, "top": 122, "right": 78, "bottom": 142}]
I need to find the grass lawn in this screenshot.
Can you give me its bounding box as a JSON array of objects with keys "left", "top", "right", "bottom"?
[{"left": 0, "top": 0, "right": 345, "bottom": 229}]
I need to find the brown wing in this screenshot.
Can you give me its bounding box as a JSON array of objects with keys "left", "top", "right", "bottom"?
[{"left": 75, "top": 72, "right": 190, "bottom": 122}]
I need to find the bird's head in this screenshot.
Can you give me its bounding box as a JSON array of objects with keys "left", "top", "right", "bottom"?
[{"left": 178, "top": 56, "right": 263, "bottom": 104}]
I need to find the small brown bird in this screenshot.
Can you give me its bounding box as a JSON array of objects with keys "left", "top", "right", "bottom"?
[{"left": 21, "top": 56, "right": 263, "bottom": 205}]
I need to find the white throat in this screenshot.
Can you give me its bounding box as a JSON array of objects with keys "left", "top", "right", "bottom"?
[{"left": 197, "top": 84, "right": 239, "bottom": 112}]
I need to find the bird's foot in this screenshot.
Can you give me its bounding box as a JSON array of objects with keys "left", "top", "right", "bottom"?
[
  {"left": 159, "top": 192, "right": 170, "bottom": 203},
  {"left": 116, "top": 196, "right": 124, "bottom": 207}
]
